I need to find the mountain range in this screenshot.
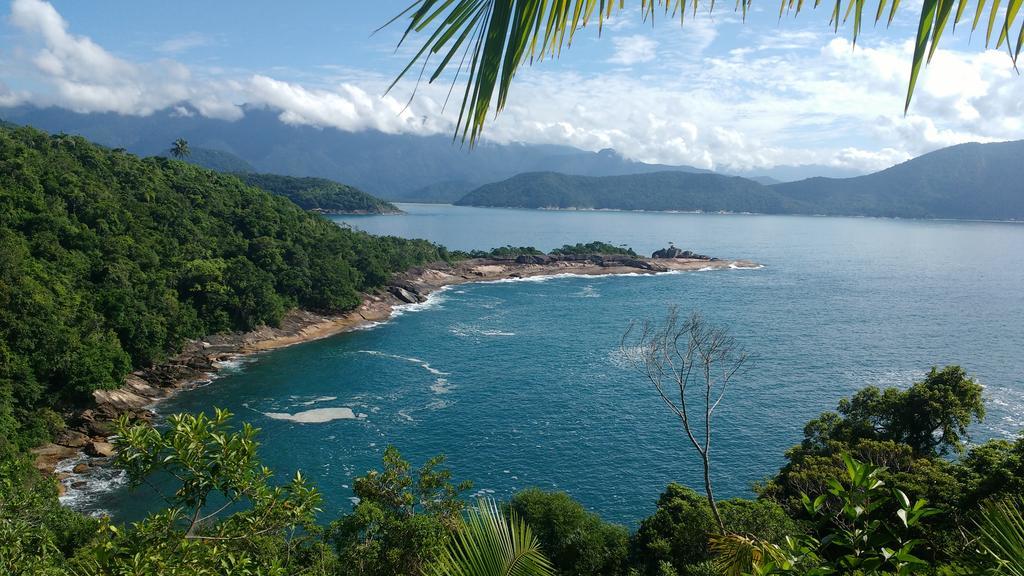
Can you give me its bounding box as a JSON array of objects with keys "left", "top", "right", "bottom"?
[
  {"left": 458, "top": 140, "right": 1024, "bottom": 220},
  {"left": 0, "top": 105, "right": 859, "bottom": 202}
]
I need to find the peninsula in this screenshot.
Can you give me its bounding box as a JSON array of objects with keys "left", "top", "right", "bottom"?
[{"left": 34, "top": 251, "right": 757, "bottom": 482}]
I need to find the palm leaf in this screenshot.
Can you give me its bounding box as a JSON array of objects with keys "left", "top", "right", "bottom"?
[
  {"left": 710, "top": 533, "right": 788, "bottom": 576},
  {"left": 429, "top": 498, "right": 555, "bottom": 576},
  {"left": 391, "top": 0, "right": 1024, "bottom": 143},
  {"left": 975, "top": 498, "right": 1024, "bottom": 576}
]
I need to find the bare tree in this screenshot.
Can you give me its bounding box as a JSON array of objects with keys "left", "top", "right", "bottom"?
[{"left": 622, "top": 308, "right": 748, "bottom": 533}]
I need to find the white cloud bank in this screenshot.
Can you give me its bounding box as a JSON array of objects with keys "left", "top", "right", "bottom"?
[{"left": 3, "top": 0, "right": 1022, "bottom": 173}]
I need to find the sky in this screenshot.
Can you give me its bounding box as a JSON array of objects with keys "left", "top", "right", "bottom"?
[{"left": 0, "top": 0, "right": 1021, "bottom": 174}]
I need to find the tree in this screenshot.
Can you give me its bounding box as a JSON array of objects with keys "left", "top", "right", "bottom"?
[
  {"left": 389, "top": 0, "right": 1023, "bottom": 143},
  {"left": 721, "top": 454, "right": 940, "bottom": 575},
  {"left": 328, "top": 446, "right": 472, "bottom": 576},
  {"left": 633, "top": 484, "right": 797, "bottom": 575},
  {"left": 89, "top": 409, "right": 327, "bottom": 574},
  {"left": 801, "top": 366, "right": 984, "bottom": 457},
  {"left": 509, "top": 488, "right": 630, "bottom": 576},
  {"left": 428, "top": 498, "right": 555, "bottom": 576},
  {"left": 170, "top": 138, "right": 190, "bottom": 158},
  {"left": 622, "top": 308, "right": 748, "bottom": 532}
]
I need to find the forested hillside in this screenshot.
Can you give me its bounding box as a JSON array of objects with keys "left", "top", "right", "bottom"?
[
  {"left": 165, "top": 146, "right": 255, "bottom": 173},
  {"left": 456, "top": 171, "right": 804, "bottom": 213},
  {"left": 0, "top": 125, "right": 448, "bottom": 450},
  {"left": 771, "top": 140, "right": 1024, "bottom": 219},
  {"left": 458, "top": 140, "right": 1024, "bottom": 220},
  {"left": 237, "top": 173, "right": 400, "bottom": 214}
]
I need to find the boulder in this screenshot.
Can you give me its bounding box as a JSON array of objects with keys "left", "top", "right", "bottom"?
[
  {"left": 84, "top": 419, "right": 113, "bottom": 437},
  {"left": 71, "top": 481, "right": 87, "bottom": 489},
  {"left": 85, "top": 441, "right": 115, "bottom": 458},
  {"left": 388, "top": 285, "right": 421, "bottom": 304},
  {"left": 72, "top": 463, "right": 90, "bottom": 474},
  {"left": 652, "top": 247, "right": 684, "bottom": 259},
  {"left": 54, "top": 430, "right": 90, "bottom": 448}
]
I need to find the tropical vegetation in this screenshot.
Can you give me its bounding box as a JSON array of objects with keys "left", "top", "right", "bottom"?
[
  {"left": 236, "top": 174, "right": 401, "bottom": 215},
  {"left": 4, "top": 361, "right": 1024, "bottom": 575},
  {"left": 0, "top": 124, "right": 452, "bottom": 453}
]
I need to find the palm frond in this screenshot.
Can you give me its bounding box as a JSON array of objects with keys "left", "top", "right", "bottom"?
[
  {"left": 975, "top": 498, "right": 1024, "bottom": 576},
  {"left": 710, "top": 533, "right": 787, "bottom": 576},
  {"left": 391, "top": 0, "right": 1023, "bottom": 143},
  {"left": 429, "top": 498, "right": 555, "bottom": 576}
]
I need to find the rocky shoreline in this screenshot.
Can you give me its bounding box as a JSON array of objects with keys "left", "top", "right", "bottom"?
[{"left": 33, "top": 252, "right": 758, "bottom": 499}]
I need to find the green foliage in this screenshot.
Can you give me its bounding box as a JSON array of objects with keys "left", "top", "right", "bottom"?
[
  {"left": 0, "top": 450, "right": 99, "bottom": 575},
  {"left": 550, "top": 242, "right": 638, "bottom": 257},
  {"left": 456, "top": 245, "right": 546, "bottom": 259},
  {"left": 750, "top": 455, "right": 940, "bottom": 575},
  {"left": 509, "top": 488, "right": 630, "bottom": 576},
  {"left": 632, "top": 484, "right": 799, "bottom": 575},
  {"left": 171, "top": 146, "right": 255, "bottom": 173},
  {"left": 170, "top": 138, "right": 190, "bottom": 159},
  {"left": 456, "top": 171, "right": 794, "bottom": 213},
  {"left": 0, "top": 124, "right": 449, "bottom": 449},
  {"left": 428, "top": 498, "right": 555, "bottom": 576},
  {"left": 237, "top": 173, "right": 400, "bottom": 214},
  {"left": 76, "top": 409, "right": 328, "bottom": 575},
  {"left": 328, "top": 445, "right": 472, "bottom": 576},
  {"left": 975, "top": 498, "right": 1024, "bottom": 576},
  {"left": 801, "top": 366, "right": 984, "bottom": 457}
]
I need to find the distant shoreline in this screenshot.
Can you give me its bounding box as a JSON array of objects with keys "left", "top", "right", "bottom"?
[
  {"left": 388, "top": 202, "right": 1024, "bottom": 224},
  {"left": 35, "top": 255, "right": 758, "bottom": 507}
]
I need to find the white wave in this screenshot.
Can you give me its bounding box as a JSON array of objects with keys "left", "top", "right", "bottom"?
[
  {"left": 430, "top": 378, "right": 454, "bottom": 394},
  {"left": 729, "top": 262, "right": 765, "bottom": 270},
  {"left": 297, "top": 395, "right": 338, "bottom": 406},
  {"left": 359, "top": 350, "right": 449, "bottom": 376},
  {"left": 263, "top": 407, "right": 364, "bottom": 423},
  {"left": 56, "top": 454, "right": 128, "bottom": 517},
  {"left": 389, "top": 285, "right": 453, "bottom": 317},
  {"left": 397, "top": 410, "right": 415, "bottom": 422},
  {"left": 426, "top": 399, "right": 452, "bottom": 410},
  {"left": 575, "top": 285, "right": 601, "bottom": 298},
  {"left": 351, "top": 320, "right": 385, "bottom": 332},
  {"left": 450, "top": 324, "right": 516, "bottom": 338}
]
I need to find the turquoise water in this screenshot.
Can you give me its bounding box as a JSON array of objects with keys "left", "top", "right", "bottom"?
[{"left": 82, "top": 205, "right": 1024, "bottom": 526}]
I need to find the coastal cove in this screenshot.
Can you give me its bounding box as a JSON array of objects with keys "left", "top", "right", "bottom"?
[{"left": 72, "top": 204, "right": 1024, "bottom": 527}]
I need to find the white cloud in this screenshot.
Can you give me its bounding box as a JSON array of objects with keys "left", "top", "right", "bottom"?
[
  {"left": 6, "top": 0, "right": 241, "bottom": 117},
  {"left": 156, "top": 32, "right": 214, "bottom": 55},
  {"left": 246, "top": 75, "right": 451, "bottom": 134},
  {"left": 3, "top": 0, "right": 1023, "bottom": 174},
  {"left": 608, "top": 35, "right": 658, "bottom": 65}
]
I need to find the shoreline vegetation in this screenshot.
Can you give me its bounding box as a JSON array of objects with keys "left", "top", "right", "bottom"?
[{"left": 34, "top": 253, "right": 758, "bottom": 487}]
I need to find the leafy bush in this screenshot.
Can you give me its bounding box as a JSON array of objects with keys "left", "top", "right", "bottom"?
[{"left": 510, "top": 488, "right": 630, "bottom": 576}]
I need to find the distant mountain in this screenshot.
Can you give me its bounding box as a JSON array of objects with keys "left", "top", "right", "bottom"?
[
  {"left": 0, "top": 105, "right": 709, "bottom": 200},
  {"left": 728, "top": 164, "right": 866, "bottom": 182},
  {"left": 771, "top": 140, "right": 1024, "bottom": 220},
  {"left": 458, "top": 140, "right": 1024, "bottom": 220},
  {"left": 237, "top": 173, "right": 400, "bottom": 214},
  {"left": 456, "top": 171, "right": 804, "bottom": 213}
]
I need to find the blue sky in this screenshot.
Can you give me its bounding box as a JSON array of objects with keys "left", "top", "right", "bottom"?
[{"left": 1, "top": 0, "right": 1021, "bottom": 173}]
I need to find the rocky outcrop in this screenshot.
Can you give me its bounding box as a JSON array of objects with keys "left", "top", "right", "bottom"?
[
  {"left": 84, "top": 441, "right": 115, "bottom": 458},
  {"left": 651, "top": 246, "right": 712, "bottom": 260}
]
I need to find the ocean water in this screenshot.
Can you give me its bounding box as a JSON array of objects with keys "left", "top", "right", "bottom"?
[{"left": 78, "top": 205, "right": 1024, "bottom": 526}]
